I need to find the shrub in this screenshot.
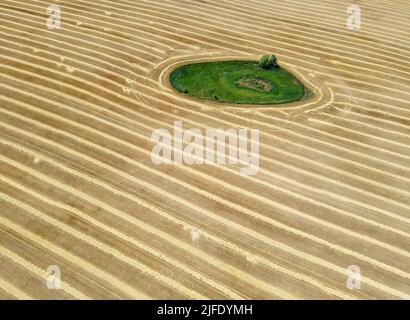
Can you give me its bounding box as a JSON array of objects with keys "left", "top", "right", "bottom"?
[
  {"left": 270, "top": 54, "right": 278, "bottom": 68},
  {"left": 259, "top": 54, "right": 278, "bottom": 69},
  {"left": 259, "top": 55, "right": 271, "bottom": 69}
]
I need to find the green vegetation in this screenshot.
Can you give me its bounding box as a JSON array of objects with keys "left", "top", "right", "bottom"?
[
  {"left": 169, "top": 58, "right": 307, "bottom": 105},
  {"left": 259, "top": 54, "right": 278, "bottom": 70},
  {"left": 259, "top": 55, "right": 271, "bottom": 70}
]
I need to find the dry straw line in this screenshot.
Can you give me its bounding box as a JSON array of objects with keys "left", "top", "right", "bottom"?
[
  {"left": 0, "top": 275, "right": 33, "bottom": 300},
  {"left": 0, "top": 215, "right": 150, "bottom": 299},
  {"left": 9, "top": 0, "right": 410, "bottom": 79},
  {"left": 7, "top": 0, "right": 410, "bottom": 90},
  {"left": 1, "top": 93, "right": 409, "bottom": 254},
  {"left": 332, "top": 103, "right": 410, "bottom": 133},
  {"left": 54, "top": 0, "right": 410, "bottom": 62},
  {"left": 1, "top": 80, "right": 409, "bottom": 232},
  {"left": 0, "top": 176, "right": 246, "bottom": 300},
  {"left": 1, "top": 60, "right": 408, "bottom": 258},
  {"left": 0, "top": 116, "right": 403, "bottom": 297},
  {"left": 0, "top": 191, "right": 212, "bottom": 300},
  {"left": 0, "top": 63, "right": 410, "bottom": 232},
  {"left": 3, "top": 0, "right": 408, "bottom": 298},
  {"left": 320, "top": 109, "right": 410, "bottom": 139},
  {"left": 233, "top": 0, "right": 410, "bottom": 40},
  {"left": 1, "top": 46, "right": 404, "bottom": 191},
  {"left": 24, "top": 0, "right": 410, "bottom": 74},
  {"left": 3, "top": 115, "right": 404, "bottom": 290},
  {"left": 0, "top": 150, "right": 314, "bottom": 300},
  {"left": 3, "top": 9, "right": 410, "bottom": 107},
  {"left": 1, "top": 1, "right": 219, "bottom": 53},
  {"left": 0, "top": 245, "right": 91, "bottom": 299},
  {"left": 0, "top": 26, "right": 406, "bottom": 186}
]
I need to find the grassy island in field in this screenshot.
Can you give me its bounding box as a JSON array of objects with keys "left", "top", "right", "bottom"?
[{"left": 169, "top": 55, "right": 308, "bottom": 105}]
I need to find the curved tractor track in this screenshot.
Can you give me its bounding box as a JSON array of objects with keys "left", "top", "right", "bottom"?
[{"left": 0, "top": 0, "right": 409, "bottom": 299}]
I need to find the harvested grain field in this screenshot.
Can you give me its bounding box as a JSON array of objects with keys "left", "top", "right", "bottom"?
[{"left": 0, "top": 0, "right": 409, "bottom": 300}]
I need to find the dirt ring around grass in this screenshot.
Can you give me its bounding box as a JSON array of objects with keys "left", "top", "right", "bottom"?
[
  {"left": 156, "top": 51, "right": 334, "bottom": 112},
  {"left": 129, "top": 49, "right": 355, "bottom": 128}
]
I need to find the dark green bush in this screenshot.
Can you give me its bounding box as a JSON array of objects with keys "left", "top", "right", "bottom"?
[
  {"left": 259, "top": 55, "right": 271, "bottom": 69},
  {"left": 270, "top": 54, "right": 278, "bottom": 68},
  {"left": 259, "top": 54, "right": 278, "bottom": 70}
]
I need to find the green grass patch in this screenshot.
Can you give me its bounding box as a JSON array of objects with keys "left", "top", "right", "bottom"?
[{"left": 169, "top": 60, "right": 308, "bottom": 105}]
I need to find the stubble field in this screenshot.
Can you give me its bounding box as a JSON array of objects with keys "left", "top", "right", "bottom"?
[{"left": 0, "top": 0, "right": 409, "bottom": 299}]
